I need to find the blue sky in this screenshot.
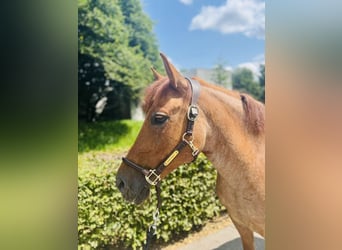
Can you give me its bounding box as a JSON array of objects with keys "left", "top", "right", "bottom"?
[{"left": 142, "top": 0, "right": 265, "bottom": 74}]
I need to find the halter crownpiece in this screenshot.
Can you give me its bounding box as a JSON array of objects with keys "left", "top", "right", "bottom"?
[{"left": 122, "top": 77, "right": 201, "bottom": 186}]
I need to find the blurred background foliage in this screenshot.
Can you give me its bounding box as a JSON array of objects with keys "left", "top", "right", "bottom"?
[
  {"left": 78, "top": 0, "right": 162, "bottom": 122},
  {"left": 232, "top": 65, "right": 265, "bottom": 103},
  {"left": 78, "top": 0, "right": 264, "bottom": 123}
]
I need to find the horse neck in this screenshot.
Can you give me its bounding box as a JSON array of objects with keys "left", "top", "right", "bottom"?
[{"left": 198, "top": 82, "right": 264, "bottom": 175}]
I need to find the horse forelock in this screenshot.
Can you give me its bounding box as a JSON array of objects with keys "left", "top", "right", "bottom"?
[
  {"left": 142, "top": 77, "right": 191, "bottom": 114},
  {"left": 142, "top": 78, "right": 170, "bottom": 114},
  {"left": 240, "top": 94, "right": 265, "bottom": 135}
]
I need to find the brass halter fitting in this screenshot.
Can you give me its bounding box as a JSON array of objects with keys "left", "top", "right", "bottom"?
[
  {"left": 145, "top": 169, "right": 161, "bottom": 186},
  {"left": 182, "top": 133, "right": 199, "bottom": 157}
]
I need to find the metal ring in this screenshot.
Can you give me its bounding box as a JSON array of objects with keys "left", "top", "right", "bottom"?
[{"left": 182, "top": 132, "right": 193, "bottom": 143}]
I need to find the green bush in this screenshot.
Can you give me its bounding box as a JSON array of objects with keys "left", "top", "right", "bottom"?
[{"left": 78, "top": 154, "right": 226, "bottom": 249}]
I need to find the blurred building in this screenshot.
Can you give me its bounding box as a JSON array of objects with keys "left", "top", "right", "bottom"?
[{"left": 182, "top": 68, "right": 233, "bottom": 90}]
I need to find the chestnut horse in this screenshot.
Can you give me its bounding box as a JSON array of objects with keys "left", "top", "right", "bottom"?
[{"left": 116, "top": 53, "right": 265, "bottom": 250}]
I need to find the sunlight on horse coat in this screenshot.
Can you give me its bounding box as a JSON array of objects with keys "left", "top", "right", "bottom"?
[{"left": 116, "top": 53, "right": 265, "bottom": 250}]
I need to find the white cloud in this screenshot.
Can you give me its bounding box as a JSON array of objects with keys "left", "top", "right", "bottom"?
[
  {"left": 237, "top": 54, "right": 264, "bottom": 79},
  {"left": 225, "top": 66, "right": 233, "bottom": 72},
  {"left": 179, "top": 0, "right": 193, "bottom": 5},
  {"left": 189, "top": 0, "right": 265, "bottom": 39}
]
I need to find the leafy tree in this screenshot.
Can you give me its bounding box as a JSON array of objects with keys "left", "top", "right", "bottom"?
[
  {"left": 78, "top": 0, "right": 161, "bottom": 121},
  {"left": 232, "top": 68, "right": 262, "bottom": 101},
  {"left": 118, "top": 0, "right": 161, "bottom": 67},
  {"left": 259, "top": 64, "right": 265, "bottom": 103},
  {"left": 211, "top": 59, "right": 230, "bottom": 89}
]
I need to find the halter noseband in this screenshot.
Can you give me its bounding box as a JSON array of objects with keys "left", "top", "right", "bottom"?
[{"left": 122, "top": 77, "right": 201, "bottom": 186}]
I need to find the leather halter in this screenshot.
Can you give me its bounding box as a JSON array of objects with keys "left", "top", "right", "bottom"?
[{"left": 122, "top": 77, "right": 201, "bottom": 186}]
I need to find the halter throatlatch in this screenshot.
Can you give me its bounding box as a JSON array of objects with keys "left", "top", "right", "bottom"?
[{"left": 121, "top": 77, "right": 201, "bottom": 186}]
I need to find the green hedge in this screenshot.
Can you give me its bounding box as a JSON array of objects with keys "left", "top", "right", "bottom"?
[{"left": 78, "top": 154, "right": 226, "bottom": 249}]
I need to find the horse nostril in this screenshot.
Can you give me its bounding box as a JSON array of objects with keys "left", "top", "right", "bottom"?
[{"left": 116, "top": 177, "right": 125, "bottom": 192}]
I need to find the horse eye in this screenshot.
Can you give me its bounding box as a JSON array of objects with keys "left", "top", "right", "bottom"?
[{"left": 151, "top": 113, "right": 169, "bottom": 125}]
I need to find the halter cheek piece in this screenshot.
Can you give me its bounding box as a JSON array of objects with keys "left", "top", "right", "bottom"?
[{"left": 122, "top": 77, "right": 201, "bottom": 186}]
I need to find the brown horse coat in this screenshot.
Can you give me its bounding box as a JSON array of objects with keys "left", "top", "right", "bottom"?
[{"left": 116, "top": 53, "right": 265, "bottom": 250}]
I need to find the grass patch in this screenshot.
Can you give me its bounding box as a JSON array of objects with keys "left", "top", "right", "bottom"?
[{"left": 78, "top": 120, "right": 143, "bottom": 153}]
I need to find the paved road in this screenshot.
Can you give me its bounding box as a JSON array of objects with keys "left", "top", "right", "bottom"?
[{"left": 176, "top": 224, "right": 264, "bottom": 250}]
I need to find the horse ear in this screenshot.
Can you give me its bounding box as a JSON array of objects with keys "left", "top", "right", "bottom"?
[
  {"left": 160, "top": 52, "right": 188, "bottom": 91},
  {"left": 150, "top": 67, "right": 164, "bottom": 81}
]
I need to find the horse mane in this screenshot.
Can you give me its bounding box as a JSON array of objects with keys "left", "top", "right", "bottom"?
[
  {"left": 193, "top": 77, "right": 265, "bottom": 135},
  {"left": 240, "top": 93, "right": 265, "bottom": 135},
  {"left": 142, "top": 76, "right": 265, "bottom": 135}
]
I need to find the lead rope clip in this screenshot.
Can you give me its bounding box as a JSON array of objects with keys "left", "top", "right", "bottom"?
[
  {"left": 149, "top": 208, "right": 159, "bottom": 233},
  {"left": 143, "top": 186, "right": 161, "bottom": 250}
]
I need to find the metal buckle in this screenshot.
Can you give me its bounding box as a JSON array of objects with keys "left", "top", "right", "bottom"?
[
  {"left": 187, "top": 105, "right": 199, "bottom": 121},
  {"left": 182, "top": 133, "right": 199, "bottom": 157},
  {"left": 188, "top": 141, "right": 199, "bottom": 157},
  {"left": 145, "top": 169, "right": 161, "bottom": 186}
]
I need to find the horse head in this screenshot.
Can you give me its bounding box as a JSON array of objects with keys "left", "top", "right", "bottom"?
[{"left": 116, "top": 53, "right": 207, "bottom": 204}]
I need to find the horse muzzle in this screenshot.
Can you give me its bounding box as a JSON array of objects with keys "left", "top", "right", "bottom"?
[{"left": 116, "top": 167, "right": 150, "bottom": 205}]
